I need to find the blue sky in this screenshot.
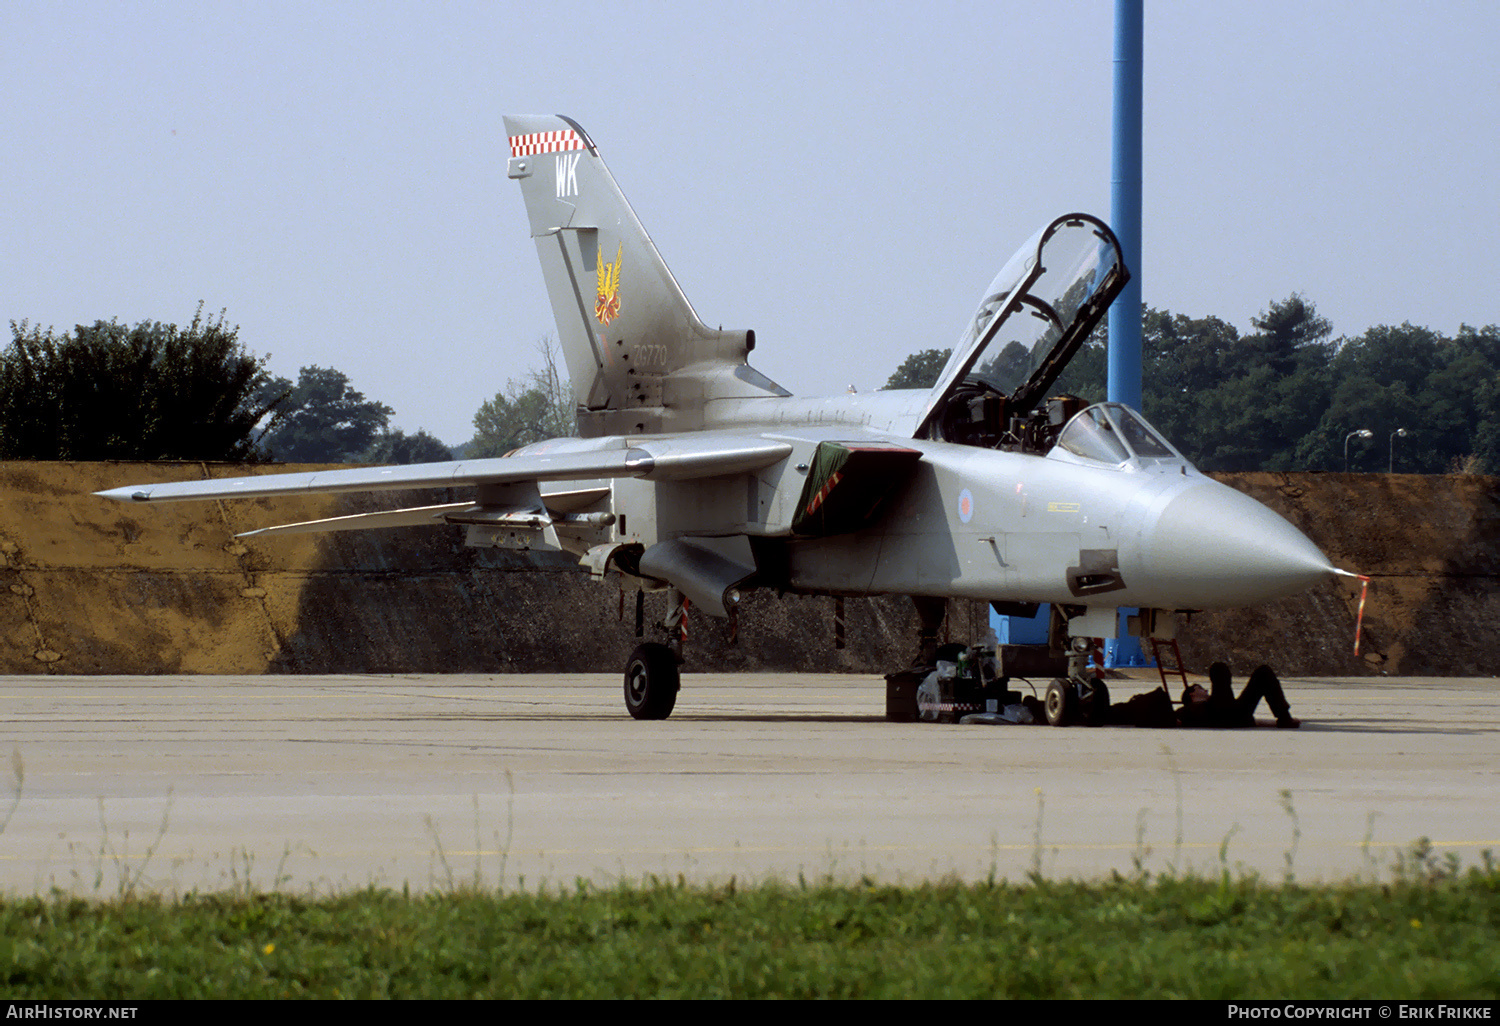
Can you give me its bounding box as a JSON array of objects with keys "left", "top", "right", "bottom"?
[{"left": 5, "top": 1, "right": 1497, "bottom": 445}]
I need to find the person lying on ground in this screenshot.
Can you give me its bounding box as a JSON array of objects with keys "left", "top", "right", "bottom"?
[{"left": 1179, "top": 661, "right": 1301, "bottom": 729}]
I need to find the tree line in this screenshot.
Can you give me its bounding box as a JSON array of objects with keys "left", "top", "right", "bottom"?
[
  {"left": 2, "top": 310, "right": 451, "bottom": 464},
  {"left": 2, "top": 311, "right": 576, "bottom": 464},
  {"left": 884, "top": 295, "right": 1500, "bottom": 474},
  {"left": 7, "top": 295, "right": 1497, "bottom": 474}
]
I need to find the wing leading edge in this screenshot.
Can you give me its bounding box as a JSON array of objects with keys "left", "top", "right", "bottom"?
[{"left": 95, "top": 435, "right": 794, "bottom": 506}]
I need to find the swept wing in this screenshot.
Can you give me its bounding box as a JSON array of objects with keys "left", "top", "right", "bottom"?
[{"left": 96, "top": 434, "right": 792, "bottom": 506}]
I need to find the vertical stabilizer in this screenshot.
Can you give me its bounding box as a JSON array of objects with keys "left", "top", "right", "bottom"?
[{"left": 504, "top": 115, "right": 773, "bottom": 435}]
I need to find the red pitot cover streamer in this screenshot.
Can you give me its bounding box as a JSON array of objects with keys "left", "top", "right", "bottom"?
[{"left": 1354, "top": 576, "right": 1371, "bottom": 655}]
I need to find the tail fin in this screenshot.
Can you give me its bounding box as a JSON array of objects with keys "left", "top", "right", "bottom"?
[{"left": 504, "top": 115, "right": 775, "bottom": 435}]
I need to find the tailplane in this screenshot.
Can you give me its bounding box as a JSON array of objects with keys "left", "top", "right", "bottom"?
[{"left": 504, "top": 115, "right": 782, "bottom": 435}]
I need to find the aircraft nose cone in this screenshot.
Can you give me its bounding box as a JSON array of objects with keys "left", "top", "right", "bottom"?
[{"left": 1135, "top": 479, "right": 1335, "bottom": 608}]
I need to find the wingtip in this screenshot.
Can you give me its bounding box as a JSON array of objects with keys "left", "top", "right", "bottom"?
[{"left": 95, "top": 487, "right": 149, "bottom": 503}]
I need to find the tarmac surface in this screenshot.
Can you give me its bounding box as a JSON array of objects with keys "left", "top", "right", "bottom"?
[{"left": 1, "top": 672, "right": 1496, "bottom": 895}]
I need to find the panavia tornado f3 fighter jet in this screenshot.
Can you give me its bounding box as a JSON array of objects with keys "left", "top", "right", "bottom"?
[{"left": 99, "top": 115, "right": 1339, "bottom": 721}]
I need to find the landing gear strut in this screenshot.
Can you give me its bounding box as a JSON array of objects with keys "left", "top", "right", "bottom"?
[
  {"left": 1044, "top": 635, "right": 1111, "bottom": 726},
  {"left": 622, "top": 587, "right": 687, "bottom": 720}
]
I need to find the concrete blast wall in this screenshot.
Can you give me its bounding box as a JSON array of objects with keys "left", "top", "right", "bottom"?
[
  {"left": 0, "top": 463, "right": 1494, "bottom": 677},
  {"left": 0, "top": 462, "right": 925, "bottom": 676}
]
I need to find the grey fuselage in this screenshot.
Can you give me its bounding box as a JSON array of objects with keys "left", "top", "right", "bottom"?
[{"left": 527, "top": 388, "right": 1332, "bottom": 614}]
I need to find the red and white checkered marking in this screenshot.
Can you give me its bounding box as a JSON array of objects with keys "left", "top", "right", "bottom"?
[{"left": 508, "top": 130, "right": 584, "bottom": 158}]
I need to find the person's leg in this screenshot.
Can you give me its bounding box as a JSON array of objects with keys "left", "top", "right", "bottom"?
[{"left": 1244, "top": 665, "right": 1299, "bottom": 728}]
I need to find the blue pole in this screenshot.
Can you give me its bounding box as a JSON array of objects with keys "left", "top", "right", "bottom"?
[
  {"left": 1105, "top": 0, "right": 1148, "bottom": 670},
  {"left": 1107, "top": 0, "right": 1143, "bottom": 412}
]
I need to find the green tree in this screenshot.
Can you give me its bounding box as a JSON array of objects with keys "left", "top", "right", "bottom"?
[
  {"left": 1471, "top": 371, "right": 1500, "bottom": 473},
  {"left": 364, "top": 428, "right": 453, "bottom": 465},
  {"left": 1141, "top": 307, "right": 1238, "bottom": 398},
  {"left": 1239, "top": 293, "right": 1332, "bottom": 376},
  {"left": 1295, "top": 323, "right": 1442, "bottom": 472},
  {"left": 258, "top": 366, "right": 393, "bottom": 463},
  {"left": 1138, "top": 306, "right": 1239, "bottom": 454},
  {"left": 1303, "top": 322, "right": 1500, "bottom": 473},
  {"left": 882, "top": 348, "right": 951, "bottom": 390},
  {"left": 1158, "top": 296, "right": 1335, "bottom": 472},
  {"left": 469, "top": 338, "right": 575, "bottom": 457},
  {"left": 0, "top": 308, "right": 275, "bottom": 460}
]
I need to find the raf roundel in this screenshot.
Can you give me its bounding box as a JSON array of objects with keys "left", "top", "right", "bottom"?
[{"left": 958, "top": 488, "right": 975, "bottom": 524}]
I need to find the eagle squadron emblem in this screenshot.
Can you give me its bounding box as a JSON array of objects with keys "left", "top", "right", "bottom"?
[{"left": 595, "top": 243, "right": 622, "bottom": 326}]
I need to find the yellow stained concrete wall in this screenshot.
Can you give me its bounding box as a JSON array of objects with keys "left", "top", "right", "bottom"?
[
  {"left": 0, "top": 462, "right": 922, "bottom": 675},
  {"left": 0, "top": 462, "right": 352, "bottom": 672}
]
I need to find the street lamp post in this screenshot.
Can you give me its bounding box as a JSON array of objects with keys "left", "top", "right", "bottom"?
[
  {"left": 1389, "top": 428, "right": 1408, "bottom": 473},
  {"left": 1345, "top": 429, "right": 1372, "bottom": 472}
]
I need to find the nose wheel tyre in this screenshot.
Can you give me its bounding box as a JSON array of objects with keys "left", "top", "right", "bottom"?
[
  {"left": 1045, "top": 678, "right": 1073, "bottom": 726},
  {"left": 624, "top": 643, "right": 680, "bottom": 720},
  {"left": 1046, "top": 676, "right": 1112, "bottom": 727}
]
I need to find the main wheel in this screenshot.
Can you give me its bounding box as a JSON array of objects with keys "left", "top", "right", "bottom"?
[
  {"left": 1044, "top": 678, "right": 1073, "bottom": 727},
  {"left": 624, "top": 643, "right": 680, "bottom": 720}
]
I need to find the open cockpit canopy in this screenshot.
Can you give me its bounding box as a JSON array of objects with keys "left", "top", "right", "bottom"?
[{"left": 916, "top": 214, "right": 1128, "bottom": 452}]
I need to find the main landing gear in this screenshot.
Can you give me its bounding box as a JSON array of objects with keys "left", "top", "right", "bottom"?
[
  {"left": 622, "top": 587, "right": 687, "bottom": 720},
  {"left": 624, "top": 643, "right": 678, "bottom": 719}
]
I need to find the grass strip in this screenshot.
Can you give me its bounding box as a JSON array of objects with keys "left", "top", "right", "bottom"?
[{"left": 3, "top": 868, "right": 1498, "bottom": 999}]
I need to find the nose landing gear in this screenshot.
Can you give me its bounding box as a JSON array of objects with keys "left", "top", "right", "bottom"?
[
  {"left": 1041, "top": 633, "right": 1112, "bottom": 726},
  {"left": 1043, "top": 675, "right": 1111, "bottom": 727}
]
